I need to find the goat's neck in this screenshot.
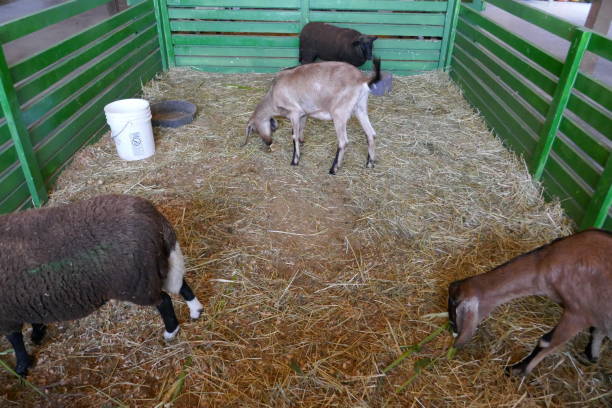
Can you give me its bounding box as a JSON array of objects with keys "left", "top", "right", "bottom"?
[{"left": 471, "top": 253, "right": 547, "bottom": 312}]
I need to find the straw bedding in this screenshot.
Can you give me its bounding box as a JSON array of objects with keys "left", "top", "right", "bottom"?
[{"left": 1, "top": 68, "right": 609, "bottom": 407}]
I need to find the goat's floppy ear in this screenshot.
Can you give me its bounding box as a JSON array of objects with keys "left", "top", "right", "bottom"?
[
  {"left": 244, "top": 124, "right": 253, "bottom": 146},
  {"left": 352, "top": 39, "right": 361, "bottom": 47}
]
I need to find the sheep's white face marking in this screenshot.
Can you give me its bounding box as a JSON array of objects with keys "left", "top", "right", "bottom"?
[
  {"left": 164, "top": 325, "right": 179, "bottom": 341},
  {"left": 187, "top": 298, "right": 204, "bottom": 319}
]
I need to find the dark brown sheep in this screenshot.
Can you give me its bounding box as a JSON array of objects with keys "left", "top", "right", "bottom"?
[
  {"left": 299, "top": 22, "right": 377, "bottom": 67},
  {"left": 0, "top": 195, "right": 204, "bottom": 376}
]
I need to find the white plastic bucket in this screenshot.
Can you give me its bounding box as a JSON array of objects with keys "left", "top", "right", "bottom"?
[{"left": 104, "top": 99, "right": 155, "bottom": 161}]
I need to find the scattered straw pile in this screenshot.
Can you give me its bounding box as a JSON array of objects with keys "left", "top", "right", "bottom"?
[{"left": 1, "top": 68, "right": 609, "bottom": 408}]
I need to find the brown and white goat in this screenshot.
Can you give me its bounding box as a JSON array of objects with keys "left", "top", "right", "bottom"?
[
  {"left": 448, "top": 229, "right": 611, "bottom": 376},
  {"left": 244, "top": 59, "right": 381, "bottom": 175}
]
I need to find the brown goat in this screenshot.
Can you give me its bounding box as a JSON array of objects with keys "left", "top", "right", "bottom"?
[
  {"left": 448, "top": 229, "right": 611, "bottom": 376},
  {"left": 245, "top": 59, "right": 381, "bottom": 174}
]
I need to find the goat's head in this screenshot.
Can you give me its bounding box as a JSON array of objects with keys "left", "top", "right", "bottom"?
[
  {"left": 244, "top": 116, "right": 278, "bottom": 146},
  {"left": 448, "top": 279, "right": 482, "bottom": 348},
  {"left": 353, "top": 35, "right": 378, "bottom": 60}
]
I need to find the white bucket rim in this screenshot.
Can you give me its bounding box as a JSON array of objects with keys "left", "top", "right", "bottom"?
[{"left": 104, "top": 98, "right": 150, "bottom": 115}]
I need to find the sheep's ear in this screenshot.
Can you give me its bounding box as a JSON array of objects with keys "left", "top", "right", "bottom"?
[
  {"left": 352, "top": 40, "right": 361, "bottom": 47},
  {"left": 243, "top": 124, "right": 253, "bottom": 146}
]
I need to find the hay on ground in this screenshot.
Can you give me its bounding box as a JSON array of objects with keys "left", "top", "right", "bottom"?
[{"left": 1, "top": 68, "right": 609, "bottom": 408}]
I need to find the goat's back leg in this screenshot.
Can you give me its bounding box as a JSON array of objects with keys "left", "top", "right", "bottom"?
[
  {"left": 6, "top": 330, "right": 33, "bottom": 377},
  {"left": 507, "top": 312, "right": 585, "bottom": 376},
  {"left": 179, "top": 279, "right": 204, "bottom": 319},
  {"left": 157, "top": 292, "right": 180, "bottom": 340},
  {"left": 330, "top": 116, "right": 349, "bottom": 175},
  {"left": 354, "top": 100, "right": 376, "bottom": 168},
  {"left": 289, "top": 114, "right": 304, "bottom": 166},
  {"left": 298, "top": 115, "right": 307, "bottom": 144},
  {"left": 585, "top": 327, "right": 606, "bottom": 363},
  {"left": 30, "top": 323, "right": 47, "bottom": 345}
]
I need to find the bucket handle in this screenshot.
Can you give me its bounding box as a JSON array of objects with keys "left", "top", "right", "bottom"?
[{"left": 110, "top": 121, "right": 131, "bottom": 140}]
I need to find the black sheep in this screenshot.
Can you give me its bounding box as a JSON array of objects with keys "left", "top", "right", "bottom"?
[
  {"left": 0, "top": 194, "right": 204, "bottom": 376},
  {"left": 299, "top": 22, "right": 377, "bottom": 67}
]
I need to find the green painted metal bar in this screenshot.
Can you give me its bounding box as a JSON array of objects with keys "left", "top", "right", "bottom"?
[
  {"left": 159, "top": 0, "right": 175, "bottom": 67},
  {"left": 169, "top": 9, "right": 301, "bottom": 21},
  {"left": 471, "top": 0, "right": 485, "bottom": 12},
  {"left": 580, "top": 153, "right": 612, "bottom": 229},
  {"left": 309, "top": 11, "right": 445, "bottom": 25},
  {"left": 153, "top": 0, "right": 169, "bottom": 70},
  {"left": 167, "top": 0, "right": 300, "bottom": 7},
  {"left": 0, "top": 0, "right": 111, "bottom": 43},
  {"left": 588, "top": 32, "right": 612, "bottom": 61},
  {"left": 310, "top": 0, "right": 448, "bottom": 12},
  {"left": 531, "top": 28, "right": 592, "bottom": 180},
  {"left": 301, "top": 0, "right": 310, "bottom": 27},
  {"left": 439, "top": 0, "right": 460, "bottom": 69},
  {"left": 0, "top": 48, "right": 47, "bottom": 207}
]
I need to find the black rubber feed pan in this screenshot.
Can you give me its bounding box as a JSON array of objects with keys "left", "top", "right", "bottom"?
[{"left": 151, "top": 100, "right": 197, "bottom": 128}]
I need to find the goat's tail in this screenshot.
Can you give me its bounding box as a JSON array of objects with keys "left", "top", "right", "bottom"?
[{"left": 367, "top": 57, "right": 382, "bottom": 88}]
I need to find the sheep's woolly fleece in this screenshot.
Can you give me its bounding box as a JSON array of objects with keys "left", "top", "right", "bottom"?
[{"left": 2, "top": 68, "right": 609, "bottom": 408}]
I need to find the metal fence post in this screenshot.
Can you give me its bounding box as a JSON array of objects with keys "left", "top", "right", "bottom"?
[
  {"left": 530, "top": 28, "right": 591, "bottom": 180},
  {"left": 439, "top": 0, "right": 461, "bottom": 70},
  {"left": 0, "top": 46, "right": 48, "bottom": 207},
  {"left": 580, "top": 153, "right": 612, "bottom": 229},
  {"left": 153, "top": 0, "right": 169, "bottom": 70},
  {"left": 300, "top": 0, "right": 310, "bottom": 27}
]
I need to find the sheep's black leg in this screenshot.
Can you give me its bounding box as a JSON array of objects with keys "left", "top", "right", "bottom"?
[
  {"left": 329, "top": 148, "right": 340, "bottom": 175},
  {"left": 6, "top": 331, "right": 33, "bottom": 377},
  {"left": 157, "top": 291, "right": 180, "bottom": 340},
  {"left": 30, "top": 324, "right": 47, "bottom": 345},
  {"left": 180, "top": 280, "right": 204, "bottom": 319}
]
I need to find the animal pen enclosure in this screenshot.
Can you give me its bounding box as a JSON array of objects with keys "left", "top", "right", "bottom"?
[{"left": 0, "top": 0, "right": 610, "bottom": 407}]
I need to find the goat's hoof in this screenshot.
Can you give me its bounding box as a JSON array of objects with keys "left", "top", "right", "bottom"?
[
  {"left": 15, "top": 355, "right": 35, "bottom": 377},
  {"left": 366, "top": 161, "right": 375, "bottom": 169},
  {"left": 163, "top": 326, "right": 180, "bottom": 341},
  {"left": 291, "top": 161, "right": 299, "bottom": 166},
  {"left": 187, "top": 298, "right": 204, "bottom": 320},
  {"left": 329, "top": 168, "right": 337, "bottom": 175},
  {"left": 505, "top": 363, "right": 527, "bottom": 377},
  {"left": 579, "top": 351, "right": 598, "bottom": 365}
]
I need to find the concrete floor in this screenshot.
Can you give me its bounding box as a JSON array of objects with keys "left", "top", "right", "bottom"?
[
  {"left": 0, "top": 0, "right": 114, "bottom": 65},
  {"left": 484, "top": 0, "right": 612, "bottom": 85}
]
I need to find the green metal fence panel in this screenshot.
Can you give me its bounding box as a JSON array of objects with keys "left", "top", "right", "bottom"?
[
  {"left": 0, "top": 0, "right": 164, "bottom": 213},
  {"left": 164, "top": 0, "right": 454, "bottom": 75},
  {"left": 451, "top": 0, "right": 612, "bottom": 230}
]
